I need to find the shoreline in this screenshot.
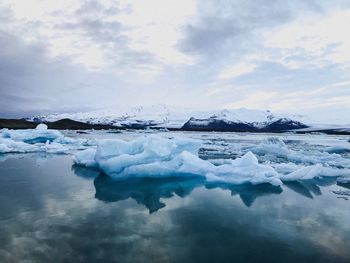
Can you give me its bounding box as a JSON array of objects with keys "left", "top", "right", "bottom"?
[{"left": 1, "top": 118, "right": 350, "bottom": 135}]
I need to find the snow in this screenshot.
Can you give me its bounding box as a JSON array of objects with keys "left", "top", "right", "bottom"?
[{"left": 30, "top": 105, "right": 307, "bottom": 129}]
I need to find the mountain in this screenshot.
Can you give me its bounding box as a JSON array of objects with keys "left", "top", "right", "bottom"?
[
  {"left": 182, "top": 117, "right": 308, "bottom": 132},
  {"left": 28, "top": 105, "right": 309, "bottom": 132}
]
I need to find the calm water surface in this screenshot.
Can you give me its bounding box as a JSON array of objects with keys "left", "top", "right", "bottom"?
[{"left": 0, "top": 154, "right": 349, "bottom": 263}]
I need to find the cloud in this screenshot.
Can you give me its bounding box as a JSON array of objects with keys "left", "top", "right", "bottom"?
[
  {"left": 179, "top": 0, "right": 295, "bottom": 57},
  {"left": 179, "top": 0, "right": 350, "bottom": 59},
  {"left": 48, "top": 0, "right": 158, "bottom": 71},
  {"left": 0, "top": 0, "right": 350, "bottom": 120},
  {"left": 0, "top": 28, "right": 132, "bottom": 117},
  {"left": 217, "top": 61, "right": 257, "bottom": 80},
  {"left": 263, "top": 9, "right": 350, "bottom": 69}
]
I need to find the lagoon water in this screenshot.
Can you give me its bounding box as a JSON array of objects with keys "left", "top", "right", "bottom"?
[{"left": 0, "top": 132, "right": 350, "bottom": 262}]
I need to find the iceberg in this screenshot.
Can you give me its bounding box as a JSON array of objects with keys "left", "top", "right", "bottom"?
[
  {"left": 252, "top": 137, "right": 350, "bottom": 168},
  {"left": 2, "top": 125, "right": 349, "bottom": 186},
  {"left": 74, "top": 135, "right": 282, "bottom": 186},
  {"left": 1, "top": 123, "right": 62, "bottom": 144},
  {"left": 73, "top": 134, "right": 350, "bottom": 186},
  {"left": 280, "top": 164, "right": 350, "bottom": 181},
  {"left": 73, "top": 148, "right": 98, "bottom": 167},
  {"left": 0, "top": 124, "right": 92, "bottom": 153}
]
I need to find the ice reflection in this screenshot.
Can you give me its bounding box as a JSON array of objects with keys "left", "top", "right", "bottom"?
[
  {"left": 205, "top": 183, "right": 283, "bottom": 207},
  {"left": 71, "top": 164, "right": 100, "bottom": 180},
  {"left": 94, "top": 174, "right": 205, "bottom": 213},
  {"left": 72, "top": 163, "right": 350, "bottom": 212},
  {"left": 1, "top": 154, "right": 350, "bottom": 262}
]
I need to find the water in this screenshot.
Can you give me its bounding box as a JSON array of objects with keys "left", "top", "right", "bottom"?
[
  {"left": 0, "top": 155, "right": 349, "bottom": 262},
  {"left": 0, "top": 131, "right": 350, "bottom": 262}
]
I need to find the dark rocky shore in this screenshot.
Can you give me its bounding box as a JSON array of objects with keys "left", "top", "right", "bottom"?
[
  {"left": 1, "top": 118, "right": 349, "bottom": 135},
  {"left": 0, "top": 118, "right": 117, "bottom": 130}
]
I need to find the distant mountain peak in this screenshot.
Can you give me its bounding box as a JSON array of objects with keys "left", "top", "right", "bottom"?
[{"left": 28, "top": 105, "right": 309, "bottom": 132}]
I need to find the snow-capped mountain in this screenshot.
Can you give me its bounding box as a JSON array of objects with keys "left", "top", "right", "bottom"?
[{"left": 29, "top": 105, "right": 308, "bottom": 131}]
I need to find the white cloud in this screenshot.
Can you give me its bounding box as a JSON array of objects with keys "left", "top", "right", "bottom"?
[
  {"left": 2, "top": 0, "right": 196, "bottom": 71},
  {"left": 263, "top": 10, "right": 350, "bottom": 69},
  {"left": 1, "top": 0, "right": 350, "bottom": 120},
  {"left": 2, "top": 0, "right": 80, "bottom": 20},
  {"left": 217, "top": 61, "right": 257, "bottom": 80},
  {"left": 223, "top": 90, "right": 279, "bottom": 110},
  {"left": 119, "top": 0, "right": 197, "bottom": 65}
]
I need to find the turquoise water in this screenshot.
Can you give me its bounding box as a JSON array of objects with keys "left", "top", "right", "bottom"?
[{"left": 0, "top": 154, "right": 349, "bottom": 262}]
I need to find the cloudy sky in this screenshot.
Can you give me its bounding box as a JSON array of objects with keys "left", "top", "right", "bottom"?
[{"left": 0, "top": 0, "right": 350, "bottom": 119}]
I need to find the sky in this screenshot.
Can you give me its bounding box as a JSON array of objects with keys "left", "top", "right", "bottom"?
[{"left": 0, "top": 0, "right": 350, "bottom": 120}]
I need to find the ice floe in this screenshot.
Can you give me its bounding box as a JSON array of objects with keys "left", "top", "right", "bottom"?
[
  {"left": 73, "top": 134, "right": 350, "bottom": 186},
  {"left": 73, "top": 135, "right": 280, "bottom": 185},
  {"left": 0, "top": 124, "right": 93, "bottom": 153},
  {"left": 1, "top": 126, "right": 349, "bottom": 186},
  {"left": 252, "top": 137, "right": 350, "bottom": 168}
]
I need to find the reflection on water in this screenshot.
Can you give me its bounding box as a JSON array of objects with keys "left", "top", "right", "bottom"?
[
  {"left": 205, "top": 182, "right": 283, "bottom": 207},
  {"left": 73, "top": 165, "right": 285, "bottom": 211},
  {"left": 72, "top": 164, "right": 100, "bottom": 180},
  {"left": 0, "top": 154, "right": 350, "bottom": 263},
  {"left": 337, "top": 181, "right": 350, "bottom": 190},
  {"left": 94, "top": 174, "right": 205, "bottom": 213},
  {"left": 73, "top": 164, "right": 345, "bottom": 211}
]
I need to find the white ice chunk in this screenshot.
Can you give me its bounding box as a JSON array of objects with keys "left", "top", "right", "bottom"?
[
  {"left": 281, "top": 164, "right": 350, "bottom": 181},
  {"left": 35, "top": 123, "right": 48, "bottom": 131},
  {"left": 73, "top": 148, "right": 98, "bottom": 167},
  {"left": 0, "top": 127, "right": 92, "bottom": 154},
  {"left": 281, "top": 164, "right": 324, "bottom": 181},
  {"left": 0, "top": 138, "right": 37, "bottom": 153},
  {"left": 1, "top": 125, "right": 63, "bottom": 144},
  {"left": 74, "top": 135, "right": 282, "bottom": 186},
  {"left": 324, "top": 145, "right": 350, "bottom": 154},
  {"left": 253, "top": 136, "right": 350, "bottom": 168}
]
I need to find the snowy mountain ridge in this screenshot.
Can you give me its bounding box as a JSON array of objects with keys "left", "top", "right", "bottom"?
[{"left": 29, "top": 105, "right": 307, "bottom": 130}]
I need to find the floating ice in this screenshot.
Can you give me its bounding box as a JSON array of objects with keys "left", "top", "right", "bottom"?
[
  {"left": 1, "top": 124, "right": 63, "bottom": 144},
  {"left": 252, "top": 137, "right": 350, "bottom": 168},
  {"left": 35, "top": 123, "right": 48, "bottom": 131},
  {"left": 280, "top": 164, "right": 350, "bottom": 181},
  {"left": 0, "top": 124, "right": 92, "bottom": 153},
  {"left": 73, "top": 134, "right": 350, "bottom": 185},
  {"left": 324, "top": 145, "right": 350, "bottom": 154},
  {"left": 0, "top": 138, "right": 36, "bottom": 153},
  {"left": 73, "top": 148, "right": 98, "bottom": 167},
  {"left": 74, "top": 135, "right": 282, "bottom": 186},
  {"left": 2, "top": 126, "right": 349, "bottom": 186}
]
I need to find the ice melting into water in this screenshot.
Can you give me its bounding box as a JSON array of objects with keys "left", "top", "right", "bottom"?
[{"left": 0, "top": 124, "right": 92, "bottom": 153}]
